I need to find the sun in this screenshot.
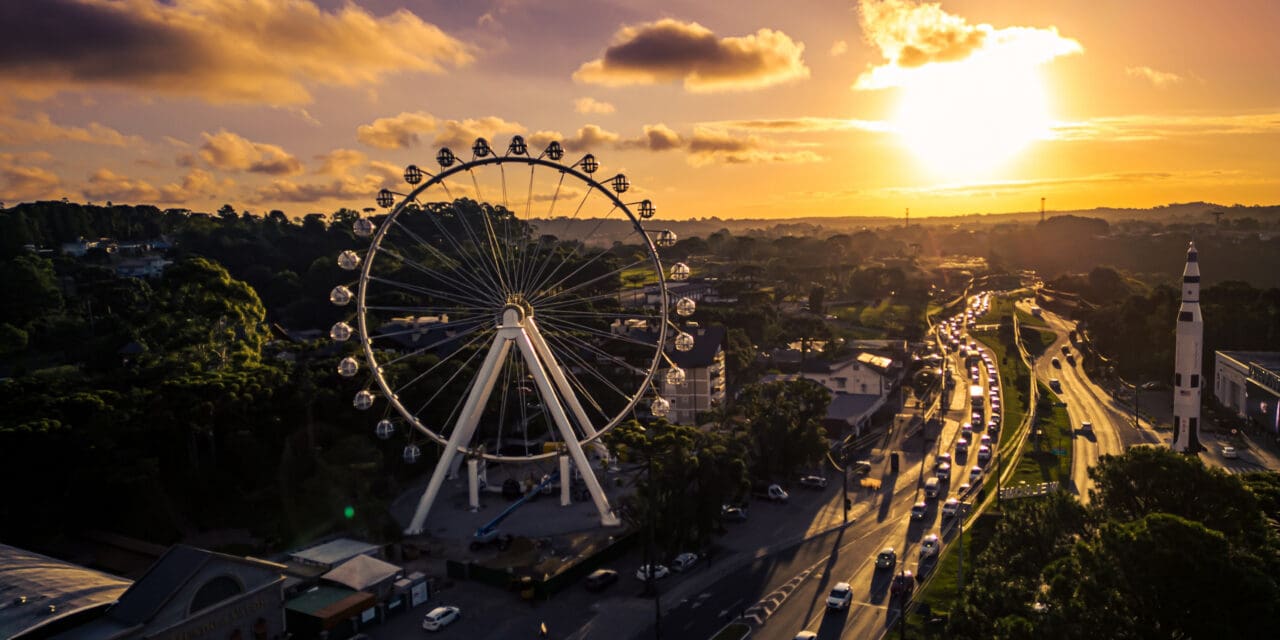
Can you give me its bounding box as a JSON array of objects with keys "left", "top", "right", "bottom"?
[{"left": 892, "top": 56, "right": 1053, "bottom": 181}]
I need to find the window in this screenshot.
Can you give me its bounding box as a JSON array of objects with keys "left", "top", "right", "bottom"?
[
  {"left": 1178, "top": 311, "right": 1193, "bottom": 322},
  {"left": 1175, "top": 373, "right": 1183, "bottom": 387},
  {"left": 1190, "top": 374, "right": 1199, "bottom": 388},
  {"left": 860, "top": 383, "right": 868, "bottom": 393}
]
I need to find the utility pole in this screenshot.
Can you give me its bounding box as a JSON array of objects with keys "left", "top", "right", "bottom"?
[
  {"left": 905, "top": 207, "right": 910, "bottom": 228},
  {"left": 1040, "top": 197, "right": 1046, "bottom": 223}
]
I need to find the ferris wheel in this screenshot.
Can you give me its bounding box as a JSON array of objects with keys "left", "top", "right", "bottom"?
[{"left": 327, "top": 136, "right": 697, "bottom": 534}]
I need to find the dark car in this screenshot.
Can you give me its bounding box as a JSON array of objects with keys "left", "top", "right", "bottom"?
[
  {"left": 584, "top": 568, "right": 619, "bottom": 591},
  {"left": 721, "top": 505, "right": 748, "bottom": 522}
]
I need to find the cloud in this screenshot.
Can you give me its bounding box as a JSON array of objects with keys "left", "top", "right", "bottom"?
[
  {"left": 627, "top": 124, "right": 683, "bottom": 151},
  {"left": 685, "top": 129, "right": 823, "bottom": 166},
  {"left": 0, "top": 112, "right": 139, "bottom": 147},
  {"left": 574, "top": 97, "right": 617, "bottom": 114},
  {"left": 252, "top": 171, "right": 397, "bottom": 204},
  {"left": 315, "top": 149, "right": 368, "bottom": 176},
  {"left": 0, "top": 153, "right": 61, "bottom": 201},
  {"left": 0, "top": 0, "right": 473, "bottom": 105},
  {"left": 830, "top": 40, "right": 848, "bottom": 56},
  {"left": 1125, "top": 65, "right": 1182, "bottom": 87},
  {"left": 574, "top": 19, "right": 809, "bottom": 92},
  {"left": 1051, "top": 112, "right": 1280, "bottom": 142},
  {"left": 854, "top": 0, "right": 1081, "bottom": 90},
  {"left": 198, "top": 130, "right": 303, "bottom": 175},
  {"left": 703, "top": 117, "right": 893, "bottom": 133},
  {"left": 83, "top": 168, "right": 160, "bottom": 203},
  {"left": 356, "top": 111, "right": 438, "bottom": 150},
  {"left": 355, "top": 112, "right": 525, "bottom": 151},
  {"left": 560, "top": 124, "right": 622, "bottom": 152}
]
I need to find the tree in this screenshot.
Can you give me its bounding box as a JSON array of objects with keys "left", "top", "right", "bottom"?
[{"left": 734, "top": 380, "right": 830, "bottom": 480}]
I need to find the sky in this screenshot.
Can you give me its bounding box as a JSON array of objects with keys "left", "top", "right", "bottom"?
[{"left": 1, "top": 0, "right": 1278, "bottom": 219}]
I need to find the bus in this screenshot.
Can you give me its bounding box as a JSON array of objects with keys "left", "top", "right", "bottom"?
[{"left": 970, "top": 385, "right": 985, "bottom": 412}]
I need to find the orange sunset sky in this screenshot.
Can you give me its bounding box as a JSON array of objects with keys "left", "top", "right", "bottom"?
[{"left": 1, "top": 0, "right": 1278, "bottom": 219}]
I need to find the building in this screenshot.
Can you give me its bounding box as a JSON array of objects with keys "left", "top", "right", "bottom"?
[
  {"left": 7, "top": 544, "right": 287, "bottom": 640},
  {"left": 759, "top": 353, "right": 898, "bottom": 436},
  {"left": 1215, "top": 350, "right": 1280, "bottom": 436},
  {"left": 658, "top": 324, "right": 727, "bottom": 425},
  {"left": 0, "top": 544, "right": 133, "bottom": 640}
]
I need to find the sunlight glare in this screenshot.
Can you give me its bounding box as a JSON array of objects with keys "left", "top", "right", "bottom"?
[{"left": 892, "top": 56, "right": 1052, "bottom": 181}]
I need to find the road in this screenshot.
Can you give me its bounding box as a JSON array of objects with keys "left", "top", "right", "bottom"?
[{"left": 1015, "top": 300, "right": 1160, "bottom": 501}]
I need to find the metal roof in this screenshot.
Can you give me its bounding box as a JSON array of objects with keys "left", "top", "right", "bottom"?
[
  {"left": 288, "top": 539, "right": 380, "bottom": 569},
  {"left": 0, "top": 543, "right": 132, "bottom": 640}
]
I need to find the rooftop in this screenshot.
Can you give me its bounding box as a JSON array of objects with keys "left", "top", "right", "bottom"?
[
  {"left": 1219, "top": 351, "right": 1280, "bottom": 376},
  {"left": 0, "top": 544, "right": 132, "bottom": 640},
  {"left": 288, "top": 539, "right": 381, "bottom": 569}
]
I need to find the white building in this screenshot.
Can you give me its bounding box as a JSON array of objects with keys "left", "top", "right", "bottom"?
[
  {"left": 1214, "top": 350, "right": 1280, "bottom": 435},
  {"left": 759, "top": 353, "right": 898, "bottom": 435}
]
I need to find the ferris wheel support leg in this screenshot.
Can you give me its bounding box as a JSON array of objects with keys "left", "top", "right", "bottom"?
[
  {"left": 559, "top": 454, "right": 572, "bottom": 507},
  {"left": 406, "top": 336, "right": 513, "bottom": 535},
  {"left": 526, "top": 318, "right": 608, "bottom": 462},
  {"left": 514, "top": 330, "right": 622, "bottom": 527}
]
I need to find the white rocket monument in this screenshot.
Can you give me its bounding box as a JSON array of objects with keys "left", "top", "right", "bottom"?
[{"left": 1172, "top": 241, "right": 1203, "bottom": 453}]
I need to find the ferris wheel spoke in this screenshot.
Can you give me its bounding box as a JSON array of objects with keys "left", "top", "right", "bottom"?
[
  {"left": 391, "top": 326, "right": 495, "bottom": 395},
  {"left": 366, "top": 304, "right": 493, "bottom": 315},
  {"left": 539, "top": 324, "right": 651, "bottom": 378},
  {"left": 386, "top": 219, "right": 497, "bottom": 298},
  {"left": 537, "top": 315, "right": 664, "bottom": 351},
  {"left": 390, "top": 206, "right": 503, "bottom": 299},
  {"left": 375, "top": 322, "right": 491, "bottom": 370},
  {"left": 410, "top": 330, "right": 494, "bottom": 428},
  {"left": 466, "top": 168, "right": 517, "bottom": 295},
  {"left": 529, "top": 203, "right": 620, "bottom": 298},
  {"left": 541, "top": 331, "right": 643, "bottom": 406},
  {"left": 535, "top": 287, "right": 654, "bottom": 313},
  {"left": 539, "top": 309, "right": 662, "bottom": 321},
  {"left": 375, "top": 242, "right": 499, "bottom": 306},
  {"left": 433, "top": 180, "right": 511, "bottom": 298},
  {"left": 533, "top": 256, "right": 648, "bottom": 306},
  {"left": 368, "top": 275, "right": 498, "bottom": 310},
  {"left": 366, "top": 319, "right": 489, "bottom": 349},
  {"left": 515, "top": 168, "right": 559, "bottom": 294}
]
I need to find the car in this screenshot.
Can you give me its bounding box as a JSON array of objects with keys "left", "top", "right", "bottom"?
[
  {"left": 977, "top": 445, "right": 991, "bottom": 463},
  {"left": 852, "top": 460, "right": 874, "bottom": 476},
  {"left": 1065, "top": 354, "right": 1076, "bottom": 366},
  {"left": 936, "top": 462, "right": 952, "bottom": 481},
  {"left": 799, "top": 475, "right": 828, "bottom": 489},
  {"left": 891, "top": 570, "right": 915, "bottom": 597},
  {"left": 1061, "top": 345, "right": 1071, "bottom": 355},
  {"left": 422, "top": 605, "right": 461, "bottom": 631},
  {"left": 636, "top": 564, "right": 670, "bottom": 581},
  {"left": 919, "top": 534, "right": 940, "bottom": 558},
  {"left": 956, "top": 437, "right": 969, "bottom": 452},
  {"left": 925, "top": 477, "right": 941, "bottom": 499},
  {"left": 987, "top": 420, "right": 1000, "bottom": 435},
  {"left": 910, "top": 501, "right": 928, "bottom": 520},
  {"left": 672, "top": 552, "right": 698, "bottom": 572},
  {"left": 961, "top": 422, "right": 973, "bottom": 437},
  {"left": 584, "top": 568, "right": 619, "bottom": 591},
  {"left": 795, "top": 632, "right": 819, "bottom": 640},
  {"left": 721, "top": 505, "right": 748, "bottom": 521},
  {"left": 1051, "top": 357, "right": 1061, "bottom": 368},
  {"left": 969, "top": 466, "right": 983, "bottom": 483},
  {"left": 980, "top": 434, "right": 993, "bottom": 447},
  {"left": 957, "top": 482, "right": 972, "bottom": 495},
  {"left": 1223, "top": 446, "right": 1239, "bottom": 459},
  {"left": 1049, "top": 378, "right": 1062, "bottom": 392},
  {"left": 942, "top": 498, "right": 961, "bottom": 518},
  {"left": 876, "top": 547, "right": 897, "bottom": 570},
  {"left": 826, "top": 582, "right": 853, "bottom": 609},
  {"left": 1080, "top": 421, "right": 1093, "bottom": 433},
  {"left": 936, "top": 452, "right": 952, "bottom": 468}
]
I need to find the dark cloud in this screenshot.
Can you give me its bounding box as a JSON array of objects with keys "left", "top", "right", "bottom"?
[
  {"left": 575, "top": 19, "right": 808, "bottom": 92},
  {"left": 0, "top": 0, "right": 472, "bottom": 104}
]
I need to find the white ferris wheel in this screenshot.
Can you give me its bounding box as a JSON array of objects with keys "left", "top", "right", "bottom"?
[{"left": 326, "top": 136, "right": 697, "bottom": 534}]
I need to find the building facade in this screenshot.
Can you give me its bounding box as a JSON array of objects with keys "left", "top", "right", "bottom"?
[{"left": 1215, "top": 350, "right": 1280, "bottom": 436}]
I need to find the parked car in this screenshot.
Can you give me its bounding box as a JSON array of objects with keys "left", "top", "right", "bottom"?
[
  {"left": 799, "top": 475, "right": 828, "bottom": 489},
  {"left": 935, "top": 452, "right": 952, "bottom": 468},
  {"left": 636, "top": 564, "right": 670, "bottom": 581},
  {"left": 826, "top": 582, "right": 853, "bottom": 610},
  {"left": 422, "top": 606, "right": 461, "bottom": 631},
  {"left": 919, "top": 534, "right": 940, "bottom": 558},
  {"left": 795, "top": 632, "right": 818, "bottom": 640},
  {"left": 875, "top": 547, "right": 897, "bottom": 570},
  {"left": 672, "top": 552, "right": 698, "bottom": 572},
  {"left": 753, "top": 484, "right": 790, "bottom": 502},
  {"left": 969, "top": 466, "right": 983, "bottom": 483},
  {"left": 1223, "top": 446, "right": 1239, "bottom": 459},
  {"left": 584, "top": 569, "right": 619, "bottom": 592},
  {"left": 721, "top": 505, "right": 748, "bottom": 522},
  {"left": 1049, "top": 378, "right": 1062, "bottom": 392}
]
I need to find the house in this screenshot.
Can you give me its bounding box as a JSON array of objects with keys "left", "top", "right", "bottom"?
[
  {"left": 114, "top": 255, "right": 170, "bottom": 279},
  {"left": 759, "top": 352, "right": 899, "bottom": 436}
]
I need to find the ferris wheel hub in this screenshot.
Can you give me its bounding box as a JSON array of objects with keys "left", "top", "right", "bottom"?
[{"left": 500, "top": 303, "right": 527, "bottom": 326}]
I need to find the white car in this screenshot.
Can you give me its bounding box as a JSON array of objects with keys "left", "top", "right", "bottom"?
[
  {"left": 422, "top": 606, "right": 461, "bottom": 631},
  {"left": 1223, "top": 446, "right": 1239, "bottom": 459},
  {"left": 919, "top": 534, "right": 940, "bottom": 558},
  {"left": 956, "top": 437, "right": 969, "bottom": 452},
  {"left": 795, "top": 632, "right": 819, "bottom": 640},
  {"left": 799, "top": 475, "right": 828, "bottom": 489},
  {"left": 672, "top": 552, "right": 698, "bottom": 572},
  {"left": 826, "top": 582, "right": 853, "bottom": 609},
  {"left": 636, "top": 564, "right": 670, "bottom": 581}
]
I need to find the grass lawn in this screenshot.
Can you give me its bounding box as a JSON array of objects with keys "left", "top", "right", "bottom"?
[
  {"left": 1009, "top": 384, "right": 1074, "bottom": 486},
  {"left": 619, "top": 265, "right": 659, "bottom": 287},
  {"left": 978, "top": 295, "right": 1049, "bottom": 329},
  {"left": 905, "top": 512, "right": 1002, "bottom": 636},
  {"left": 1020, "top": 327, "right": 1056, "bottom": 358}
]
